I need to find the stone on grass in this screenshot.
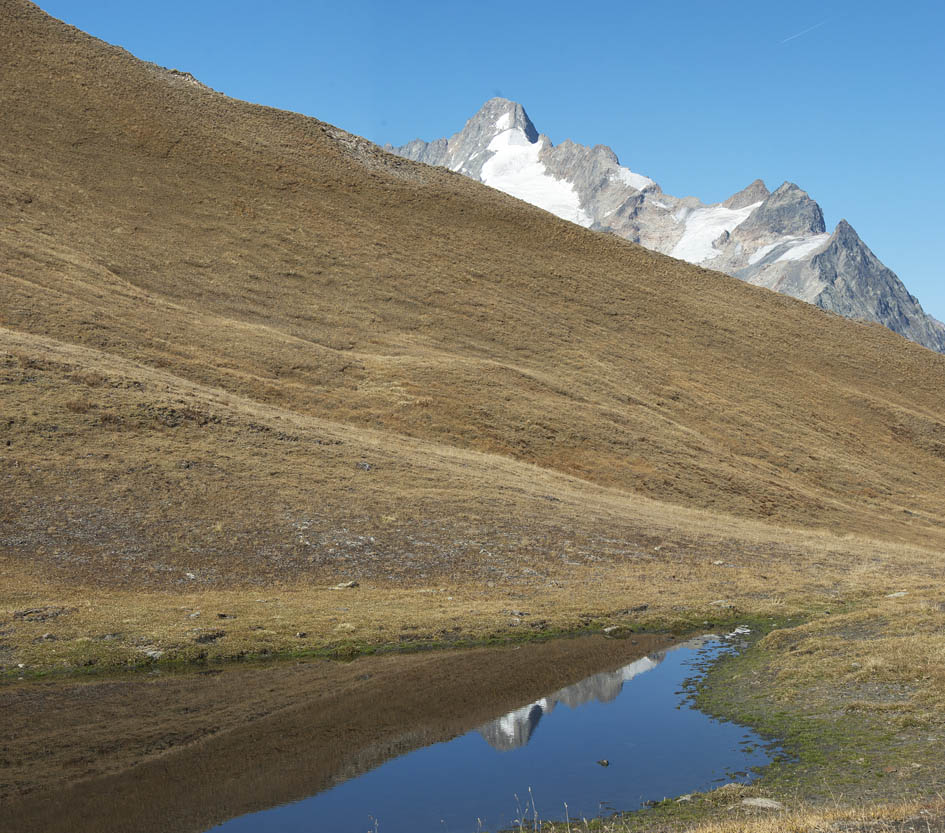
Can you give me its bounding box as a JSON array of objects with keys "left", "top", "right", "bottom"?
[{"left": 741, "top": 797, "right": 783, "bottom": 810}]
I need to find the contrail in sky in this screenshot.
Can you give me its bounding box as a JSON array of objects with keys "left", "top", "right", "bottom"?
[{"left": 780, "top": 18, "right": 831, "bottom": 44}]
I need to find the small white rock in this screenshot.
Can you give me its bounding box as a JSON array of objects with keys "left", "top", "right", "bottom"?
[{"left": 741, "top": 797, "right": 783, "bottom": 810}]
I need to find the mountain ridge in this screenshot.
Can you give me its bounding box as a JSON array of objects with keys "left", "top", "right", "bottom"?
[{"left": 389, "top": 98, "right": 945, "bottom": 353}]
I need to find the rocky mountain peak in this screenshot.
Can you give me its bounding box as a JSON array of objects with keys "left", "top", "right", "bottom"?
[
  {"left": 723, "top": 178, "right": 769, "bottom": 210},
  {"left": 388, "top": 99, "right": 944, "bottom": 353},
  {"left": 832, "top": 218, "right": 860, "bottom": 245},
  {"left": 736, "top": 181, "right": 826, "bottom": 238},
  {"left": 465, "top": 97, "right": 539, "bottom": 143}
]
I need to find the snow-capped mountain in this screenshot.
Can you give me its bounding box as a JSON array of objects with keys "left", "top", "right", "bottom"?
[{"left": 389, "top": 99, "right": 945, "bottom": 354}]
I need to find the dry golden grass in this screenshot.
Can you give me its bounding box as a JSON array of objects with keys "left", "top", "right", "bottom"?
[
  {"left": 3, "top": 0, "right": 945, "bottom": 571},
  {"left": 578, "top": 800, "right": 945, "bottom": 833},
  {"left": 2, "top": 323, "right": 942, "bottom": 673},
  {"left": 2, "top": 2, "right": 945, "bottom": 828}
]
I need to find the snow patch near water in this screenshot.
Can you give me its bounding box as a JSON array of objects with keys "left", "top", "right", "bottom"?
[
  {"left": 481, "top": 129, "right": 593, "bottom": 227},
  {"left": 670, "top": 201, "right": 762, "bottom": 263}
]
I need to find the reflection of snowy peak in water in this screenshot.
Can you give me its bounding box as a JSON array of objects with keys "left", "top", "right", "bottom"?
[{"left": 477, "top": 653, "right": 665, "bottom": 751}]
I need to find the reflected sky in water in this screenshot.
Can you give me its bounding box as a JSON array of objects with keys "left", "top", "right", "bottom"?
[{"left": 208, "top": 634, "right": 772, "bottom": 833}]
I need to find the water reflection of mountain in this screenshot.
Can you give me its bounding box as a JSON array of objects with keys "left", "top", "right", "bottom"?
[{"left": 477, "top": 652, "right": 667, "bottom": 751}]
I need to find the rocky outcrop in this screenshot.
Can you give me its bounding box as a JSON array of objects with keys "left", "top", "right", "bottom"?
[
  {"left": 389, "top": 99, "right": 945, "bottom": 354},
  {"left": 734, "top": 182, "right": 826, "bottom": 240}
]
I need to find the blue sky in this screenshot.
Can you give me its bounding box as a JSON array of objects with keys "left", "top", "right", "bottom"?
[{"left": 39, "top": 1, "right": 945, "bottom": 322}]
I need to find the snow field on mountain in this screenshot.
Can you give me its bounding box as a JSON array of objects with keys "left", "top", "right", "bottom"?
[
  {"left": 481, "top": 128, "right": 593, "bottom": 227},
  {"left": 778, "top": 233, "right": 831, "bottom": 261},
  {"left": 670, "top": 201, "right": 762, "bottom": 263},
  {"left": 615, "top": 166, "right": 655, "bottom": 192},
  {"left": 748, "top": 234, "right": 831, "bottom": 266}
]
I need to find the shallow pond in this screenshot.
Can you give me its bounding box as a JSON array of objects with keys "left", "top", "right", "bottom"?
[{"left": 207, "top": 632, "right": 772, "bottom": 833}]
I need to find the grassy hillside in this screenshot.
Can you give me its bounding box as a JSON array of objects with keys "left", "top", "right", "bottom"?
[
  {"left": 3, "top": 0, "right": 945, "bottom": 555},
  {"left": 2, "top": 2, "right": 945, "bottom": 827}
]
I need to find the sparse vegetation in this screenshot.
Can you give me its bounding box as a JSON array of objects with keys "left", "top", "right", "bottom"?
[{"left": 1, "top": 1, "right": 945, "bottom": 831}]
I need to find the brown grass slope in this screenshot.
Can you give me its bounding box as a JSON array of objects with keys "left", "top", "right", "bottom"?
[{"left": 2, "top": 0, "right": 945, "bottom": 598}]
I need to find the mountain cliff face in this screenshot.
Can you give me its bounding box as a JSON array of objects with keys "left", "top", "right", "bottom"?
[{"left": 389, "top": 99, "right": 945, "bottom": 354}]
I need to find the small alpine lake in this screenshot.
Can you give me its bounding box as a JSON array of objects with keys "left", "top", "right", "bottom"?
[{"left": 206, "top": 631, "right": 775, "bottom": 833}]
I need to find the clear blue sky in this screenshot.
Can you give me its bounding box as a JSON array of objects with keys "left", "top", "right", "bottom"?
[{"left": 39, "top": 1, "right": 945, "bottom": 322}]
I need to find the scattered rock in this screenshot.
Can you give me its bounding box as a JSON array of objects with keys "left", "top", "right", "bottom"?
[
  {"left": 334, "top": 623, "right": 355, "bottom": 632},
  {"left": 886, "top": 591, "right": 908, "bottom": 598},
  {"left": 603, "top": 626, "right": 619, "bottom": 634},
  {"left": 194, "top": 630, "right": 225, "bottom": 644},
  {"left": 741, "top": 798, "right": 783, "bottom": 810},
  {"left": 597, "top": 759, "right": 610, "bottom": 767},
  {"left": 506, "top": 610, "right": 529, "bottom": 617},
  {"left": 185, "top": 572, "right": 196, "bottom": 580},
  {"left": 355, "top": 461, "right": 372, "bottom": 471},
  {"left": 40, "top": 632, "right": 56, "bottom": 641},
  {"left": 145, "top": 649, "right": 164, "bottom": 660},
  {"left": 676, "top": 794, "right": 693, "bottom": 803},
  {"left": 216, "top": 612, "right": 235, "bottom": 619},
  {"left": 295, "top": 631, "right": 307, "bottom": 638},
  {"left": 710, "top": 600, "right": 735, "bottom": 608},
  {"left": 331, "top": 580, "right": 359, "bottom": 590},
  {"left": 14, "top": 606, "right": 69, "bottom": 622},
  {"left": 188, "top": 611, "right": 201, "bottom": 618}
]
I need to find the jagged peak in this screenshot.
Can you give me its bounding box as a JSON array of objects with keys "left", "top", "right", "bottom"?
[
  {"left": 830, "top": 218, "right": 867, "bottom": 250},
  {"left": 723, "top": 178, "right": 769, "bottom": 209},
  {"left": 835, "top": 218, "right": 856, "bottom": 235},
  {"left": 773, "top": 180, "right": 806, "bottom": 195},
  {"left": 463, "top": 97, "right": 539, "bottom": 143},
  {"left": 736, "top": 180, "right": 826, "bottom": 236}
]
